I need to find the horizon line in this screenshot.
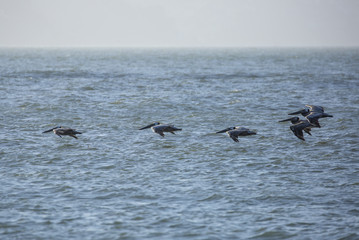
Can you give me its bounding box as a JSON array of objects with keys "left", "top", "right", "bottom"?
[{"left": 1, "top": 45, "right": 359, "bottom": 49}]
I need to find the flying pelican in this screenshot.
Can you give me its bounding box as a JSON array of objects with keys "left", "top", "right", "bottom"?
[
  {"left": 279, "top": 117, "right": 315, "bottom": 140},
  {"left": 139, "top": 122, "right": 182, "bottom": 137},
  {"left": 43, "top": 126, "right": 82, "bottom": 139},
  {"left": 288, "top": 104, "right": 333, "bottom": 127},
  {"left": 216, "top": 127, "right": 256, "bottom": 142}
]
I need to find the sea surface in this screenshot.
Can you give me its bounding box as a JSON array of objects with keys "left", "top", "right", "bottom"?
[{"left": 0, "top": 48, "right": 358, "bottom": 240}]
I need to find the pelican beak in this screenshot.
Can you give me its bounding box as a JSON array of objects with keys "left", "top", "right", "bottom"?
[
  {"left": 278, "top": 117, "right": 293, "bottom": 122},
  {"left": 288, "top": 109, "right": 305, "bottom": 115},
  {"left": 42, "top": 127, "right": 58, "bottom": 133},
  {"left": 139, "top": 123, "right": 156, "bottom": 130},
  {"left": 216, "top": 128, "right": 231, "bottom": 133}
]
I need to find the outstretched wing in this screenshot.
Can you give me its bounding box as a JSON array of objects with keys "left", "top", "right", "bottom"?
[
  {"left": 305, "top": 112, "right": 322, "bottom": 128},
  {"left": 290, "top": 121, "right": 312, "bottom": 141},
  {"left": 227, "top": 131, "right": 240, "bottom": 142},
  {"left": 164, "top": 125, "right": 182, "bottom": 132},
  {"left": 236, "top": 128, "right": 256, "bottom": 136},
  {"left": 304, "top": 128, "right": 312, "bottom": 136},
  {"left": 290, "top": 125, "right": 305, "bottom": 141},
  {"left": 230, "top": 135, "right": 239, "bottom": 142},
  {"left": 69, "top": 134, "right": 78, "bottom": 139}
]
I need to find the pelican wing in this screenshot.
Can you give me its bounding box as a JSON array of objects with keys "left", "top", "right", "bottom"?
[
  {"left": 290, "top": 125, "right": 305, "bottom": 141},
  {"left": 226, "top": 128, "right": 256, "bottom": 142},
  {"left": 152, "top": 125, "right": 166, "bottom": 137},
  {"left": 290, "top": 121, "right": 312, "bottom": 141},
  {"left": 305, "top": 112, "right": 322, "bottom": 127},
  {"left": 228, "top": 132, "right": 239, "bottom": 142},
  {"left": 236, "top": 129, "right": 256, "bottom": 136},
  {"left": 54, "top": 128, "right": 82, "bottom": 137},
  {"left": 65, "top": 128, "right": 81, "bottom": 135},
  {"left": 304, "top": 128, "right": 312, "bottom": 136},
  {"left": 163, "top": 125, "right": 182, "bottom": 132}
]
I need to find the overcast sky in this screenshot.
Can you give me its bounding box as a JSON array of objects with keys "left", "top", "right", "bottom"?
[{"left": 0, "top": 0, "right": 358, "bottom": 47}]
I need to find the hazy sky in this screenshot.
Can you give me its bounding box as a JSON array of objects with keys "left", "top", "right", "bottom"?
[{"left": 1, "top": 0, "right": 358, "bottom": 47}]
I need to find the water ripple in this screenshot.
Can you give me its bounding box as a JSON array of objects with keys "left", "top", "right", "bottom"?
[{"left": 0, "top": 48, "right": 358, "bottom": 239}]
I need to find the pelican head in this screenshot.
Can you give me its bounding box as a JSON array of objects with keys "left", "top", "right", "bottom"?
[
  {"left": 42, "top": 126, "right": 62, "bottom": 133},
  {"left": 139, "top": 122, "right": 160, "bottom": 130}
]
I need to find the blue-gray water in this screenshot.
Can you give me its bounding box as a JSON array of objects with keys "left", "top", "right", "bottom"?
[{"left": 1, "top": 48, "right": 358, "bottom": 240}]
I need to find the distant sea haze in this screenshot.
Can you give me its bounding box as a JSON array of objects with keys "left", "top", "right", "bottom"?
[{"left": 1, "top": 48, "right": 358, "bottom": 239}]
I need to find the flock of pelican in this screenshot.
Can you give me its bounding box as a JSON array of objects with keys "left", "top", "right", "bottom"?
[
  {"left": 43, "top": 105, "right": 333, "bottom": 143},
  {"left": 278, "top": 105, "right": 333, "bottom": 141}
]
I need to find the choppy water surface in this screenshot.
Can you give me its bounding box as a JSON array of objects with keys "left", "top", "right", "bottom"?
[{"left": 1, "top": 48, "right": 358, "bottom": 239}]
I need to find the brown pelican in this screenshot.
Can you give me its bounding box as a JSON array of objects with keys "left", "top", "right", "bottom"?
[
  {"left": 279, "top": 117, "right": 315, "bottom": 140},
  {"left": 288, "top": 104, "right": 333, "bottom": 127},
  {"left": 139, "top": 122, "right": 182, "bottom": 137},
  {"left": 216, "top": 127, "right": 256, "bottom": 142},
  {"left": 43, "top": 126, "right": 82, "bottom": 139}
]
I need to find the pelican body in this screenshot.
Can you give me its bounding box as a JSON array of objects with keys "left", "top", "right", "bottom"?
[
  {"left": 43, "top": 126, "right": 82, "bottom": 139},
  {"left": 216, "top": 127, "right": 256, "bottom": 142},
  {"left": 288, "top": 104, "right": 333, "bottom": 128},
  {"left": 139, "top": 122, "right": 182, "bottom": 137},
  {"left": 279, "top": 117, "right": 315, "bottom": 141}
]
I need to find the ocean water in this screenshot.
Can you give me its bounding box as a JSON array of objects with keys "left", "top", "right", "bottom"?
[{"left": 0, "top": 48, "right": 358, "bottom": 240}]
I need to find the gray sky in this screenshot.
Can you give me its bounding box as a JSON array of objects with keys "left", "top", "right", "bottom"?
[{"left": 1, "top": 0, "right": 358, "bottom": 47}]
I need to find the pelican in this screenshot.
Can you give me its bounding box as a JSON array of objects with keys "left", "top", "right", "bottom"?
[
  {"left": 288, "top": 105, "right": 333, "bottom": 127},
  {"left": 216, "top": 127, "right": 256, "bottom": 142},
  {"left": 43, "top": 126, "right": 82, "bottom": 139},
  {"left": 139, "top": 122, "right": 182, "bottom": 137},
  {"left": 279, "top": 117, "right": 315, "bottom": 140}
]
